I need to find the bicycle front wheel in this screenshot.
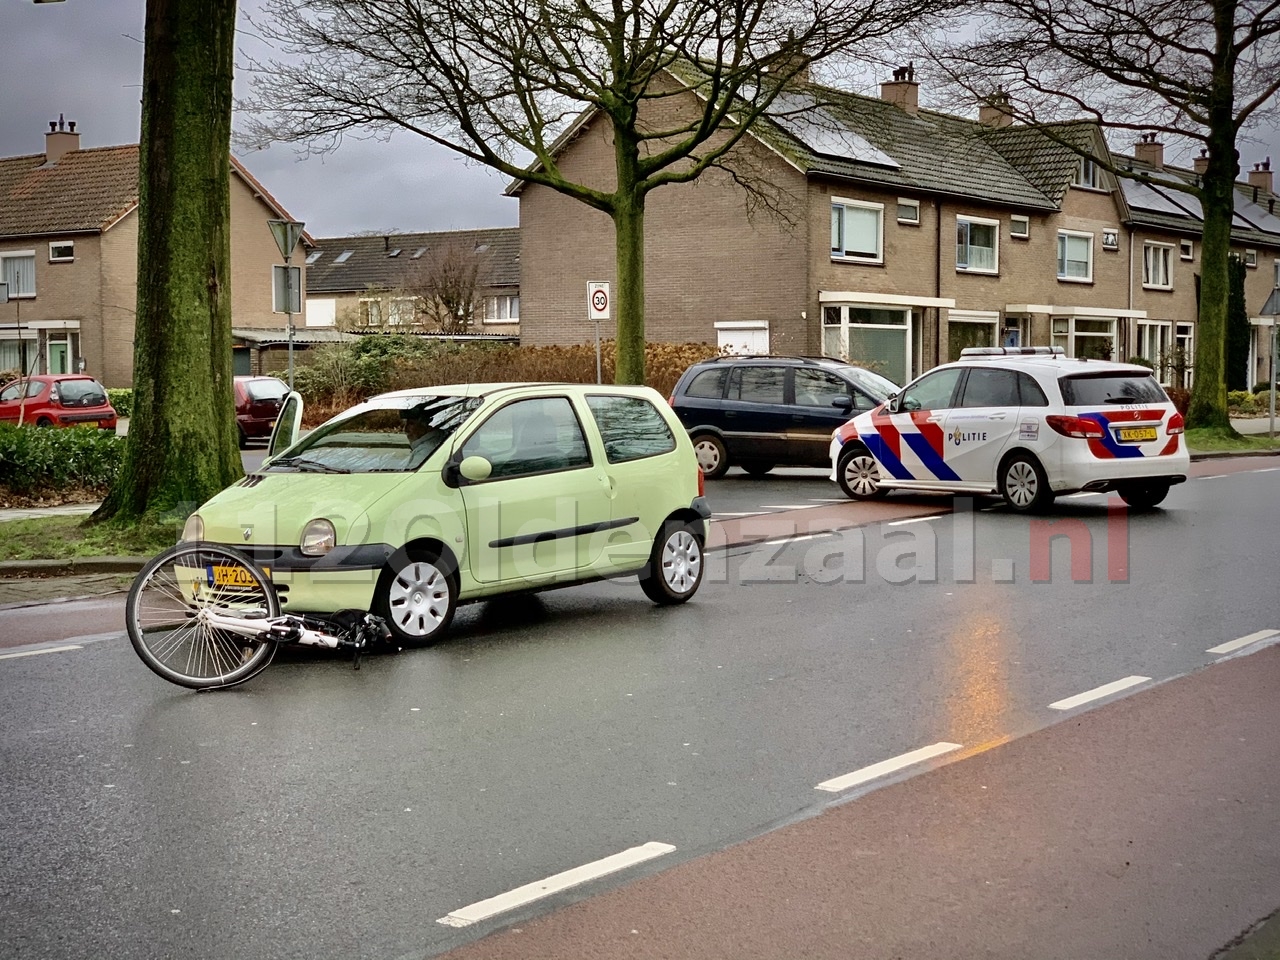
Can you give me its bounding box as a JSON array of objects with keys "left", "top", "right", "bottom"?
[{"left": 126, "top": 543, "right": 280, "bottom": 690}]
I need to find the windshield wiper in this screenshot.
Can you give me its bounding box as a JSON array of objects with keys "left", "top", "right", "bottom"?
[{"left": 270, "top": 456, "right": 350, "bottom": 474}]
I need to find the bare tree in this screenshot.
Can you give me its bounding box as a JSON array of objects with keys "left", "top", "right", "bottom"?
[
  {"left": 918, "top": 0, "right": 1280, "bottom": 430},
  {"left": 96, "top": 0, "right": 242, "bottom": 524},
  {"left": 408, "top": 240, "right": 486, "bottom": 334},
  {"left": 243, "top": 0, "right": 958, "bottom": 383}
]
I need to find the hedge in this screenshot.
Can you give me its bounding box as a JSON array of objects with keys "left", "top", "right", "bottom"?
[
  {"left": 0, "top": 423, "right": 124, "bottom": 496},
  {"left": 106, "top": 388, "right": 133, "bottom": 419}
]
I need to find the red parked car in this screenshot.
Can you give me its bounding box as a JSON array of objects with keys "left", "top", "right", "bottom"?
[
  {"left": 234, "top": 375, "right": 291, "bottom": 447},
  {"left": 0, "top": 375, "right": 118, "bottom": 430}
]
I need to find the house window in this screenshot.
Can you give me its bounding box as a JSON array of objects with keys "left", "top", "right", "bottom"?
[
  {"left": 0, "top": 252, "right": 36, "bottom": 298},
  {"left": 896, "top": 199, "right": 920, "bottom": 225},
  {"left": 1010, "top": 215, "right": 1030, "bottom": 239},
  {"left": 1180, "top": 239, "right": 1194, "bottom": 260},
  {"left": 1074, "top": 157, "right": 1100, "bottom": 188},
  {"left": 956, "top": 216, "right": 998, "bottom": 273},
  {"left": 1053, "top": 317, "right": 1115, "bottom": 360},
  {"left": 48, "top": 241, "right": 74, "bottom": 262},
  {"left": 947, "top": 311, "right": 999, "bottom": 362},
  {"left": 387, "top": 297, "right": 417, "bottom": 325},
  {"left": 1137, "top": 321, "right": 1174, "bottom": 382},
  {"left": 359, "top": 298, "right": 382, "bottom": 326},
  {"left": 1245, "top": 249, "right": 1258, "bottom": 268},
  {"left": 830, "top": 199, "right": 884, "bottom": 263},
  {"left": 333, "top": 250, "right": 354, "bottom": 264},
  {"left": 484, "top": 295, "right": 519, "bottom": 323},
  {"left": 1142, "top": 243, "right": 1173, "bottom": 289},
  {"left": 305, "top": 250, "right": 322, "bottom": 265},
  {"left": 1102, "top": 229, "right": 1119, "bottom": 250},
  {"left": 1057, "top": 231, "right": 1093, "bottom": 282},
  {"left": 1174, "top": 323, "right": 1194, "bottom": 389},
  {"left": 388, "top": 248, "right": 402, "bottom": 258},
  {"left": 822, "top": 304, "right": 910, "bottom": 385}
]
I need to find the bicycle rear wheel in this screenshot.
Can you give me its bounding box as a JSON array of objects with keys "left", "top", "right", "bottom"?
[{"left": 126, "top": 543, "right": 280, "bottom": 690}]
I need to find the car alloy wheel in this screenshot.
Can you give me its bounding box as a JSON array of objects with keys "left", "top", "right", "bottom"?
[
  {"left": 838, "top": 448, "right": 888, "bottom": 500},
  {"left": 1000, "top": 453, "right": 1053, "bottom": 513}
]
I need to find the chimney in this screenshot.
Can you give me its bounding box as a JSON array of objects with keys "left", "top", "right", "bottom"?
[
  {"left": 880, "top": 63, "right": 918, "bottom": 115},
  {"left": 1133, "top": 132, "right": 1164, "bottom": 170},
  {"left": 1193, "top": 148, "right": 1209, "bottom": 175},
  {"left": 978, "top": 86, "right": 1014, "bottom": 128},
  {"left": 1248, "top": 158, "right": 1273, "bottom": 195},
  {"left": 44, "top": 114, "right": 80, "bottom": 165}
]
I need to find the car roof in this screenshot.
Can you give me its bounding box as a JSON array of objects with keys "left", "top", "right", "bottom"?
[
  {"left": 690, "top": 355, "right": 855, "bottom": 368},
  {"left": 948, "top": 355, "right": 1157, "bottom": 377},
  {"left": 377, "top": 382, "right": 663, "bottom": 401}
]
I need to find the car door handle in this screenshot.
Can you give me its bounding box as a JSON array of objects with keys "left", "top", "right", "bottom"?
[
  {"left": 926, "top": 415, "right": 944, "bottom": 423},
  {"left": 987, "top": 413, "right": 1008, "bottom": 420}
]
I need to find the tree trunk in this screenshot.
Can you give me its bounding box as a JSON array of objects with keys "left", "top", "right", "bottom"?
[
  {"left": 1186, "top": 140, "right": 1237, "bottom": 431},
  {"left": 613, "top": 194, "right": 647, "bottom": 385},
  {"left": 95, "top": 0, "right": 243, "bottom": 524}
]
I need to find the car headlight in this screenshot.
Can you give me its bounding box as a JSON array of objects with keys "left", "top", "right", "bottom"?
[
  {"left": 300, "top": 518, "right": 336, "bottom": 556},
  {"left": 181, "top": 514, "right": 204, "bottom": 542}
]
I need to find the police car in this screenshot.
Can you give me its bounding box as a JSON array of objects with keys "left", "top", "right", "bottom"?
[{"left": 829, "top": 347, "right": 1189, "bottom": 512}]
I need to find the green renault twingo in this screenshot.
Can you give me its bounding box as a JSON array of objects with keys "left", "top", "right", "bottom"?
[{"left": 181, "top": 383, "right": 710, "bottom": 646}]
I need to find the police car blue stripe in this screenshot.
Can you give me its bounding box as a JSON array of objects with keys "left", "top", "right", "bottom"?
[
  {"left": 1082, "top": 414, "right": 1144, "bottom": 459},
  {"left": 862, "top": 432, "right": 915, "bottom": 480},
  {"left": 902, "top": 433, "right": 962, "bottom": 482}
]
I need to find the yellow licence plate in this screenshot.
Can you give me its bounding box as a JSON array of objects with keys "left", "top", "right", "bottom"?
[
  {"left": 1117, "top": 426, "right": 1157, "bottom": 442},
  {"left": 207, "top": 564, "right": 270, "bottom": 586}
]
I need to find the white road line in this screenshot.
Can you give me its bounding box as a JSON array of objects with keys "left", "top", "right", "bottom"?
[
  {"left": 0, "top": 644, "right": 84, "bottom": 661},
  {"left": 815, "top": 741, "right": 963, "bottom": 793},
  {"left": 808, "top": 498, "right": 848, "bottom": 503},
  {"left": 886, "top": 516, "right": 939, "bottom": 526},
  {"left": 1063, "top": 492, "right": 1102, "bottom": 499},
  {"left": 759, "top": 503, "right": 824, "bottom": 510},
  {"left": 712, "top": 511, "right": 765, "bottom": 518},
  {"left": 1197, "top": 475, "right": 1228, "bottom": 480},
  {"left": 1254, "top": 468, "right": 1280, "bottom": 474},
  {"left": 436, "top": 841, "right": 676, "bottom": 928},
  {"left": 1049, "top": 676, "right": 1151, "bottom": 711},
  {"left": 1206, "top": 629, "right": 1280, "bottom": 655},
  {"left": 761, "top": 533, "right": 835, "bottom": 546}
]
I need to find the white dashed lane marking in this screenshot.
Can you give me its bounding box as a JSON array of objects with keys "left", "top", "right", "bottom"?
[
  {"left": 436, "top": 842, "right": 676, "bottom": 928},
  {"left": 1049, "top": 676, "right": 1151, "bottom": 711},
  {"left": 1206, "top": 629, "right": 1280, "bottom": 655},
  {"left": 0, "top": 644, "right": 84, "bottom": 661},
  {"left": 816, "top": 742, "right": 963, "bottom": 793}
]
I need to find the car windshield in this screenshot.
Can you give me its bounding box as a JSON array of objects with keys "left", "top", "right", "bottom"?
[
  {"left": 1059, "top": 372, "right": 1168, "bottom": 406},
  {"left": 267, "top": 394, "right": 482, "bottom": 474},
  {"left": 245, "top": 378, "right": 289, "bottom": 401},
  {"left": 56, "top": 380, "right": 107, "bottom": 405},
  {"left": 840, "top": 365, "right": 899, "bottom": 399}
]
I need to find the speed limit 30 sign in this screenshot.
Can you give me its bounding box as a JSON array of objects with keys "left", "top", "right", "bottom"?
[{"left": 588, "top": 281, "right": 610, "bottom": 321}]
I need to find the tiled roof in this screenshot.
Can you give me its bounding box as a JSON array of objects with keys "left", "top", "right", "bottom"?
[
  {"left": 0, "top": 145, "right": 140, "bottom": 238},
  {"left": 754, "top": 82, "right": 1064, "bottom": 211},
  {"left": 1118, "top": 160, "right": 1280, "bottom": 247},
  {"left": 306, "top": 228, "right": 520, "bottom": 294}
]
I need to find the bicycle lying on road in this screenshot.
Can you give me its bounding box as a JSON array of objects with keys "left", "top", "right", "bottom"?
[{"left": 126, "top": 542, "right": 392, "bottom": 691}]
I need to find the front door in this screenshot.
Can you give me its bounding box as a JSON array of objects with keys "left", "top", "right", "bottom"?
[
  {"left": 47, "top": 341, "right": 69, "bottom": 375},
  {"left": 457, "top": 396, "right": 612, "bottom": 584}
]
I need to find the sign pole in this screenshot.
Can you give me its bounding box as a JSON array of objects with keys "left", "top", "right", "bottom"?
[
  {"left": 587, "top": 281, "right": 611, "bottom": 386},
  {"left": 594, "top": 321, "right": 602, "bottom": 385},
  {"left": 1270, "top": 319, "right": 1276, "bottom": 439},
  {"left": 268, "top": 219, "right": 305, "bottom": 391}
]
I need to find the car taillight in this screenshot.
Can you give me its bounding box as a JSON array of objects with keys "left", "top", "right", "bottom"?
[
  {"left": 1165, "top": 411, "right": 1185, "bottom": 434},
  {"left": 1046, "top": 414, "right": 1105, "bottom": 439},
  {"left": 698, "top": 466, "right": 705, "bottom": 497}
]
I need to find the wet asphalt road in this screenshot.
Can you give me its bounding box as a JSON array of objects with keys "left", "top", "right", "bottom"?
[{"left": 1, "top": 460, "right": 1278, "bottom": 960}]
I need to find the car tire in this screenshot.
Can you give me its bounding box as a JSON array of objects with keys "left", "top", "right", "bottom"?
[
  {"left": 742, "top": 462, "right": 775, "bottom": 477},
  {"left": 35, "top": 417, "right": 53, "bottom": 427},
  {"left": 1118, "top": 481, "right": 1170, "bottom": 510},
  {"left": 237, "top": 427, "right": 249, "bottom": 450},
  {"left": 999, "top": 452, "right": 1054, "bottom": 513},
  {"left": 372, "top": 547, "right": 458, "bottom": 647},
  {"left": 692, "top": 433, "right": 729, "bottom": 479},
  {"left": 837, "top": 445, "right": 888, "bottom": 500},
  {"left": 639, "top": 520, "right": 704, "bottom": 605}
]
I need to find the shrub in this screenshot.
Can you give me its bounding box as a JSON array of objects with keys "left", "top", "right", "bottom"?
[
  {"left": 106, "top": 387, "right": 133, "bottom": 419},
  {"left": 1127, "top": 356, "right": 1156, "bottom": 369},
  {"left": 0, "top": 423, "right": 123, "bottom": 496},
  {"left": 1164, "top": 386, "right": 1191, "bottom": 416},
  {"left": 1227, "top": 390, "right": 1256, "bottom": 413},
  {"left": 1255, "top": 390, "right": 1277, "bottom": 414},
  {"left": 1252, "top": 381, "right": 1279, "bottom": 394}
]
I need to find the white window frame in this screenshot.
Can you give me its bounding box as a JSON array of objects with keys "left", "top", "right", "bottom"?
[
  {"left": 1074, "top": 157, "right": 1100, "bottom": 189},
  {"left": 1009, "top": 215, "right": 1030, "bottom": 239},
  {"left": 358, "top": 298, "right": 382, "bottom": 326},
  {"left": 48, "top": 241, "right": 74, "bottom": 263},
  {"left": 955, "top": 215, "right": 999, "bottom": 274},
  {"left": 1052, "top": 316, "right": 1116, "bottom": 359},
  {"left": 821, "top": 303, "right": 912, "bottom": 385},
  {"left": 1174, "top": 322, "right": 1195, "bottom": 389},
  {"left": 1057, "top": 231, "right": 1094, "bottom": 283},
  {"left": 1101, "top": 228, "right": 1119, "bottom": 251},
  {"left": 946, "top": 309, "right": 1000, "bottom": 361},
  {"left": 387, "top": 296, "right": 418, "bottom": 326},
  {"left": 830, "top": 198, "right": 884, "bottom": 265},
  {"left": 484, "top": 295, "right": 520, "bottom": 324},
  {"left": 1180, "top": 239, "right": 1194, "bottom": 261},
  {"left": 0, "top": 251, "right": 37, "bottom": 298},
  {"left": 896, "top": 198, "right": 920, "bottom": 225},
  {"left": 1142, "top": 242, "right": 1174, "bottom": 290},
  {"left": 1137, "top": 320, "right": 1174, "bottom": 383},
  {"left": 1245, "top": 248, "right": 1258, "bottom": 268},
  {"left": 304, "top": 250, "right": 322, "bottom": 265}
]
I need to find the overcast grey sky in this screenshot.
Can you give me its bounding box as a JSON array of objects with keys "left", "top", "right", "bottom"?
[
  {"left": 4, "top": 1, "right": 1276, "bottom": 241},
  {"left": 4, "top": 0, "right": 518, "bottom": 239}
]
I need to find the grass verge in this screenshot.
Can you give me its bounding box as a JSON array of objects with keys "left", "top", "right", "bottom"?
[
  {"left": 1185, "top": 427, "right": 1280, "bottom": 453},
  {"left": 0, "top": 515, "right": 179, "bottom": 562}
]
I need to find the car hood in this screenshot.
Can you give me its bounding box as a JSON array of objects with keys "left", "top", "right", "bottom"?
[{"left": 195, "top": 471, "right": 421, "bottom": 548}]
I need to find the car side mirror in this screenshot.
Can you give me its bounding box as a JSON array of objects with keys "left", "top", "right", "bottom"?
[
  {"left": 831, "top": 395, "right": 854, "bottom": 412},
  {"left": 459, "top": 455, "right": 492, "bottom": 482}
]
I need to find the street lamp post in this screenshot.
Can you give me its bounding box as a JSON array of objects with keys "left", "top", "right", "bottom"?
[{"left": 268, "top": 220, "right": 305, "bottom": 390}]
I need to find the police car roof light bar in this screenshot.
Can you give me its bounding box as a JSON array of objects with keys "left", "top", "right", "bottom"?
[{"left": 959, "top": 346, "right": 1065, "bottom": 358}]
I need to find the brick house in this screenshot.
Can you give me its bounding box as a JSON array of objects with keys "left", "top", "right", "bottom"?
[
  {"left": 304, "top": 228, "right": 520, "bottom": 339},
  {"left": 514, "top": 70, "right": 1280, "bottom": 387},
  {"left": 0, "top": 117, "right": 311, "bottom": 388}
]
